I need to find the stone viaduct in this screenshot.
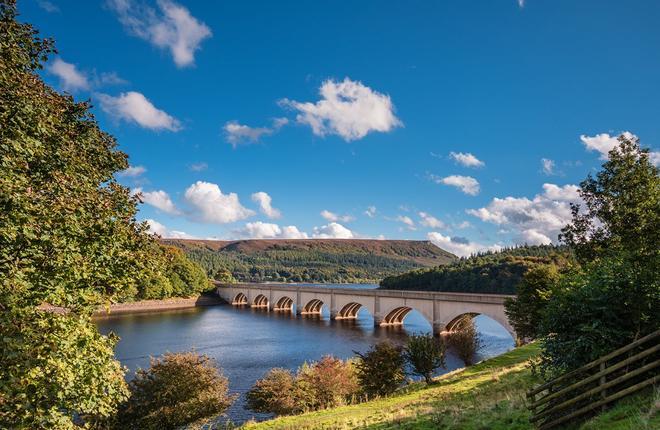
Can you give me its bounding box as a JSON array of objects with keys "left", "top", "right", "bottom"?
[{"left": 215, "top": 282, "right": 516, "bottom": 338}]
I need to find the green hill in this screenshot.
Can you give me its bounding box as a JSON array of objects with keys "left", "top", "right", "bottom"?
[
  {"left": 162, "top": 239, "right": 457, "bottom": 284},
  {"left": 380, "top": 245, "right": 572, "bottom": 294}
]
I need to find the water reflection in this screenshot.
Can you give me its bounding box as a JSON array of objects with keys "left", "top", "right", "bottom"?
[{"left": 96, "top": 285, "right": 514, "bottom": 424}]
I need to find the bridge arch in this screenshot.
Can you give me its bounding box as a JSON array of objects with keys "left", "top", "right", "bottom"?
[
  {"left": 232, "top": 292, "right": 248, "bottom": 305},
  {"left": 301, "top": 298, "right": 324, "bottom": 314},
  {"left": 380, "top": 305, "right": 433, "bottom": 327},
  {"left": 336, "top": 302, "right": 369, "bottom": 319},
  {"left": 273, "top": 296, "right": 294, "bottom": 312},
  {"left": 252, "top": 294, "right": 269, "bottom": 308},
  {"left": 443, "top": 311, "right": 516, "bottom": 339}
]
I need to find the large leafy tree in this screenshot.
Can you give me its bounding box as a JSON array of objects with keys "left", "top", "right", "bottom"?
[
  {"left": 538, "top": 135, "right": 660, "bottom": 374},
  {"left": 0, "top": 1, "right": 164, "bottom": 427}
]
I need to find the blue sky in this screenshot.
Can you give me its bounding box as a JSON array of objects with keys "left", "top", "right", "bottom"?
[{"left": 27, "top": 0, "right": 660, "bottom": 256}]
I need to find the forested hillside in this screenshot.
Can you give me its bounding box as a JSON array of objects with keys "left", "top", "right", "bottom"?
[
  {"left": 163, "top": 239, "right": 457, "bottom": 283},
  {"left": 380, "top": 245, "right": 572, "bottom": 294}
]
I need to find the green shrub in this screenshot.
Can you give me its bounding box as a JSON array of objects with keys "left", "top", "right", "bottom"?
[
  {"left": 403, "top": 334, "right": 446, "bottom": 384},
  {"left": 354, "top": 341, "right": 406, "bottom": 397},
  {"left": 446, "top": 316, "right": 483, "bottom": 366},
  {"left": 246, "top": 369, "right": 300, "bottom": 415},
  {"left": 116, "top": 352, "right": 235, "bottom": 430}
]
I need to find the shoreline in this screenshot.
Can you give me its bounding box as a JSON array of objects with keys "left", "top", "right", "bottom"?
[{"left": 93, "top": 295, "right": 225, "bottom": 317}]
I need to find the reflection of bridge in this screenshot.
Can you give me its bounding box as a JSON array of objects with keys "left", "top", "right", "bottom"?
[{"left": 214, "top": 283, "right": 516, "bottom": 338}]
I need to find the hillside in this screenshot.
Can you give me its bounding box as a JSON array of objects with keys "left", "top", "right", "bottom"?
[
  {"left": 380, "top": 245, "right": 572, "bottom": 294},
  {"left": 240, "top": 344, "right": 658, "bottom": 430},
  {"left": 163, "top": 239, "right": 457, "bottom": 284}
]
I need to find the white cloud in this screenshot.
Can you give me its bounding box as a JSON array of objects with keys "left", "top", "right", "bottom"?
[
  {"left": 312, "top": 222, "right": 354, "bottom": 239},
  {"left": 252, "top": 192, "right": 281, "bottom": 219},
  {"left": 280, "top": 78, "right": 402, "bottom": 141},
  {"left": 38, "top": 0, "right": 60, "bottom": 12},
  {"left": 184, "top": 181, "right": 254, "bottom": 224},
  {"left": 541, "top": 158, "right": 556, "bottom": 176},
  {"left": 223, "top": 118, "right": 287, "bottom": 147},
  {"left": 96, "top": 71, "right": 128, "bottom": 86},
  {"left": 650, "top": 152, "right": 660, "bottom": 167},
  {"left": 449, "top": 152, "right": 484, "bottom": 168},
  {"left": 118, "top": 165, "right": 146, "bottom": 177},
  {"left": 235, "top": 221, "right": 308, "bottom": 239},
  {"left": 107, "top": 0, "right": 211, "bottom": 68},
  {"left": 145, "top": 219, "right": 195, "bottom": 239},
  {"left": 97, "top": 91, "right": 181, "bottom": 131},
  {"left": 48, "top": 58, "right": 89, "bottom": 91},
  {"left": 518, "top": 0, "right": 525, "bottom": 7},
  {"left": 467, "top": 183, "right": 582, "bottom": 245},
  {"left": 427, "top": 232, "right": 501, "bottom": 258},
  {"left": 432, "top": 174, "right": 480, "bottom": 196},
  {"left": 189, "top": 162, "right": 208, "bottom": 172},
  {"left": 580, "top": 131, "right": 636, "bottom": 160},
  {"left": 320, "top": 210, "right": 354, "bottom": 223},
  {"left": 136, "top": 188, "right": 180, "bottom": 215},
  {"left": 455, "top": 220, "right": 472, "bottom": 229},
  {"left": 418, "top": 212, "right": 446, "bottom": 229},
  {"left": 364, "top": 205, "right": 377, "bottom": 218},
  {"left": 395, "top": 215, "right": 416, "bottom": 230}
]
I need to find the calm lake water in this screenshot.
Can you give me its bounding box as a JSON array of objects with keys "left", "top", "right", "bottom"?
[{"left": 96, "top": 284, "right": 515, "bottom": 424}]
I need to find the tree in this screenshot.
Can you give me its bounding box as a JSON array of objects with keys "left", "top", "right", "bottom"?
[
  {"left": 115, "top": 352, "right": 235, "bottom": 430},
  {"left": 246, "top": 369, "right": 300, "bottom": 416},
  {"left": 0, "top": 1, "right": 162, "bottom": 427},
  {"left": 505, "top": 265, "right": 560, "bottom": 342},
  {"left": 215, "top": 267, "right": 236, "bottom": 284},
  {"left": 297, "top": 356, "right": 360, "bottom": 411},
  {"left": 446, "top": 316, "right": 483, "bottom": 366},
  {"left": 403, "top": 334, "right": 446, "bottom": 384},
  {"left": 538, "top": 136, "right": 660, "bottom": 375},
  {"left": 354, "top": 341, "right": 406, "bottom": 397}
]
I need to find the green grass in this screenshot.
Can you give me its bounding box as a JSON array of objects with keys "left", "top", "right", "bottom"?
[{"left": 240, "top": 344, "right": 658, "bottom": 430}]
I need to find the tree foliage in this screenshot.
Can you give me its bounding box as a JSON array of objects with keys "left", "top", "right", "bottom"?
[
  {"left": 354, "top": 341, "right": 406, "bottom": 397},
  {"left": 504, "top": 265, "right": 560, "bottom": 341},
  {"left": 380, "top": 245, "right": 571, "bottom": 294},
  {"left": 114, "top": 352, "right": 235, "bottom": 430},
  {"left": 246, "top": 369, "right": 299, "bottom": 416},
  {"left": 403, "top": 334, "right": 446, "bottom": 384},
  {"left": 0, "top": 1, "right": 162, "bottom": 427},
  {"left": 538, "top": 136, "right": 660, "bottom": 375},
  {"left": 446, "top": 316, "right": 483, "bottom": 366}
]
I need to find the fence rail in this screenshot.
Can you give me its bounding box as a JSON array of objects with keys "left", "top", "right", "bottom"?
[{"left": 527, "top": 329, "right": 660, "bottom": 429}]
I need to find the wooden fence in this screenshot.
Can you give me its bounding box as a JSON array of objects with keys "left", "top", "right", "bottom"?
[{"left": 527, "top": 329, "right": 660, "bottom": 429}]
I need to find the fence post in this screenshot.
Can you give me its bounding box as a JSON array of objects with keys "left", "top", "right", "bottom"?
[{"left": 600, "top": 361, "right": 607, "bottom": 412}]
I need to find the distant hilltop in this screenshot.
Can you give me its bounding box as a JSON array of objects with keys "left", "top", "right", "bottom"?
[{"left": 162, "top": 239, "right": 457, "bottom": 284}]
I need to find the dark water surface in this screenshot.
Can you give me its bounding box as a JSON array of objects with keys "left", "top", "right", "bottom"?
[{"left": 96, "top": 284, "right": 515, "bottom": 424}]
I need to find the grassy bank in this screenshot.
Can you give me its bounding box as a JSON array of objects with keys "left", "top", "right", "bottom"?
[{"left": 241, "top": 344, "right": 658, "bottom": 430}]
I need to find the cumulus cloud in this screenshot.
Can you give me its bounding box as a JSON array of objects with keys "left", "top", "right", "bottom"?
[
  {"left": 280, "top": 78, "right": 402, "bottom": 141},
  {"left": 449, "top": 152, "right": 484, "bottom": 168},
  {"left": 97, "top": 91, "right": 181, "bottom": 131},
  {"left": 395, "top": 215, "right": 416, "bottom": 230},
  {"left": 541, "top": 158, "right": 556, "bottom": 176},
  {"left": 364, "top": 206, "right": 377, "bottom": 218},
  {"left": 223, "top": 118, "right": 288, "bottom": 147},
  {"left": 117, "top": 165, "right": 147, "bottom": 177},
  {"left": 312, "top": 222, "right": 354, "bottom": 239},
  {"left": 145, "top": 219, "right": 195, "bottom": 239},
  {"left": 48, "top": 58, "right": 89, "bottom": 91},
  {"left": 184, "top": 181, "right": 254, "bottom": 224},
  {"left": 107, "top": 0, "right": 211, "bottom": 68},
  {"left": 234, "top": 221, "right": 308, "bottom": 239},
  {"left": 432, "top": 174, "right": 480, "bottom": 196},
  {"left": 580, "top": 131, "right": 660, "bottom": 166},
  {"left": 252, "top": 192, "right": 281, "bottom": 219},
  {"left": 320, "top": 210, "right": 354, "bottom": 223},
  {"left": 418, "top": 212, "right": 446, "bottom": 229},
  {"left": 135, "top": 188, "right": 180, "bottom": 215},
  {"left": 467, "top": 183, "right": 582, "bottom": 245},
  {"left": 427, "top": 232, "right": 500, "bottom": 258}
]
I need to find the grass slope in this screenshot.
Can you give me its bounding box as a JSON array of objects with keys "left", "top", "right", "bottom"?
[{"left": 241, "top": 344, "right": 658, "bottom": 430}]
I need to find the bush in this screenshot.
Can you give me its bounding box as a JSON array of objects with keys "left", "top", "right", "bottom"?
[
  {"left": 354, "top": 341, "right": 405, "bottom": 397},
  {"left": 246, "top": 369, "right": 299, "bottom": 415},
  {"left": 116, "top": 352, "right": 235, "bottom": 430},
  {"left": 446, "top": 316, "right": 483, "bottom": 366},
  {"left": 403, "top": 334, "right": 446, "bottom": 384},
  {"left": 246, "top": 356, "right": 359, "bottom": 416}
]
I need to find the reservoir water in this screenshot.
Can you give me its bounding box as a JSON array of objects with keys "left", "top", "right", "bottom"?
[{"left": 96, "top": 284, "right": 515, "bottom": 424}]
